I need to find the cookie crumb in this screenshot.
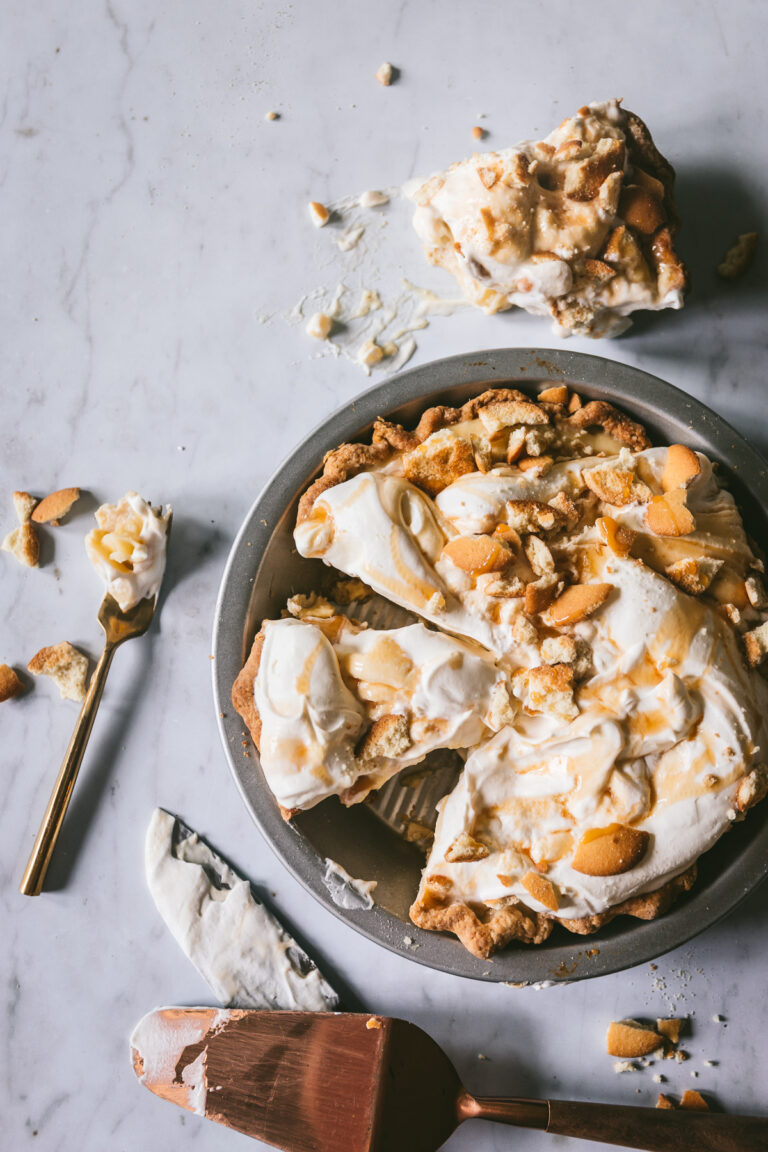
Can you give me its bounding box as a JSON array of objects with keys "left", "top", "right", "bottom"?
[
  {"left": 308, "top": 201, "right": 330, "bottom": 228},
  {"left": 365, "top": 1016, "right": 382, "bottom": 1030},
  {"left": 2, "top": 521, "right": 39, "bottom": 567},
  {"left": 717, "top": 232, "right": 757, "bottom": 280},
  {"left": 0, "top": 664, "right": 24, "bottom": 702},
  {"left": 306, "top": 312, "right": 333, "bottom": 340},
  {"left": 375, "top": 61, "right": 394, "bottom": 87},
  {"left": 28, "top": 641, "right": 89, "bottom": 702},
  {"left": 357, "top": 339, "right": 384, "bottom": 368},
  {"left": 472, "top": 125, "right": 485, "bottom": 140},
  {"left": 264, "top": 110, "right": 280, "bottom": 121}
]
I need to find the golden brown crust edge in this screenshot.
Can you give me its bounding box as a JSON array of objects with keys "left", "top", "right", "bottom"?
[
  {"left": 296, "top": 387, "right": 651, "bottom": 523},
  {"left": 231, "top": 626, "right": 265, "bottom": 750},
  {"left": 557, "top": 863, "right": 698, "bottom": 936},
  {"left": 409, "top": 863, "right": 698, "bottom": 959},
  {"left": 409, "top": 896, "right": 553, "bottom": 959}
]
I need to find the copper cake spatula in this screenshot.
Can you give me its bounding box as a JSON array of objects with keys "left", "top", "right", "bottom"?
[{"left": 131, "top": 1008, "right": 766, "bottom": 1151}]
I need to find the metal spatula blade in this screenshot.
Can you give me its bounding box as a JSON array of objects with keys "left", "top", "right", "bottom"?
[{"left": 130, "top": 1008, "right": 766, "bottom": 1152}]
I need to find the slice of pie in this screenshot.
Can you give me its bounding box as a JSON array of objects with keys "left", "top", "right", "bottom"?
[
  {"left": 409, "top": 99, "right": 688, "bottom": 337},
  {"left": 233, "top": 599, "right": 511, "bottom": 815}
]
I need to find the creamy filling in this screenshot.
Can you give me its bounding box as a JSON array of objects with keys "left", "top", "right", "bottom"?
[
  {"left": 295, "top": 471, "right": 541, "bottom": 658},
  {"left": 421, "top": 556, "right": 768, "bottom": 919},
  {"left": 86, "top": 490, "right": 171, "bottom": 611},
  {"left": 254, "top": 615, "right": 507, "bottom": 811},
  {"left": 291, "top": 407, "right": 768, "bottom": 926}
]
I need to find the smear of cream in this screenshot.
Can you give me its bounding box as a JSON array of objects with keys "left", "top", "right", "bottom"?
[
  {"left": 322, "top": 858, "right": 378, "bottom": 910},
  {"left": 145, "top": 809, "right": 339, "bottom": 1011}
]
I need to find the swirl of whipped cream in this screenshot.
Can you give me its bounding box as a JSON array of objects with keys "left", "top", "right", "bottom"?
[
  {"left": 294, "top": 471, "right": 540, "bottom": 660},
  {"left": 419, "top": 556, "right": 768, "bottom": 921}
]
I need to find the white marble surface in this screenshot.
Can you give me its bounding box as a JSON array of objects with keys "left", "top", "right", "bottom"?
[{"left": 3, "top": 2, "right": 768, "bottom": 1149}]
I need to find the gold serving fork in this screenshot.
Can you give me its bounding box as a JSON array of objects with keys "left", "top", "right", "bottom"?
[{"left": 20, "top": 543, "right": 168, "bottom": 895}]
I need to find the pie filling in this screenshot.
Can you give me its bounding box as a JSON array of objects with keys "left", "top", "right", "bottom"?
[
  {"left": 234, "top": 386, "right": 768, "bottom": 956},
  {"left": 408, "top": 99, "right": 688, "bottom": 337}
]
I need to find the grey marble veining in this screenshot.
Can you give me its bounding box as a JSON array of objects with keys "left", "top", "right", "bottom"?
[{"left": 2, "top": 2, "right": 767, "bottom": 1149}]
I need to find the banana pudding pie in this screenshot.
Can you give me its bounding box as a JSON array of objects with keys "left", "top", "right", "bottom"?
[
  {"left": 409, "top": 100, "right": 688, "bottom": 337},
  {"left": 234, "top": 385, "right": 768, "bottom": 958}
]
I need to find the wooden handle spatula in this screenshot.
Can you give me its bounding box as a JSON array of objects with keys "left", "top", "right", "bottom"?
[{"left": 130, "top": 1008, "right": 766, "bottom": 1151}]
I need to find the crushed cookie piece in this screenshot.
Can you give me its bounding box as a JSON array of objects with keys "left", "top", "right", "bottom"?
[
  {"left": 645, "top": 490, "right": 695, "bottom": 537},
  {"left": 680, "top": 1089, "right": 708, "bottom": 1111},
  {"left": 717, "top": 232, "right": 757, "bottom": 280},
  {"left": 358, "top": 339, "right": 384, "bottom": 368},
  {"left": 13, "top": 491, "right": 37, "bottom": 522},
  {"left": 574, "top": 826, "right": 650, "bottom": 877},
  {"left": 744, "top": 621, "right": 768, "bottom": 667},
  {"left": 606, "top": 1019, "right": 664, "bottom": 1058},
  {"left": 375, "top": 61, "right": 394, "bottom": 87},
  {"left": 656, "top": 1018, "right": 685, "bottom": 1045},
  {"left": 521, "top": 870, "right": 559, "bottom": 911},
  {"left": 512, "top": 663, "right": 577, "bottom": 721},
  {"left": 31, "top": 487, "right": 81, "bottom": 524},
  {"left": 308, "top": 201, "right": 330, "bottom": 228},
  {"left": 357, "top": 714, "right": 411, "bottom": 761},
  {"left": 661, "top": 444, "right": 701, "bottom": 492},
  {"left": 0, "top": 664, "right": 24, "bottom": 702},
  {"left": 547, "top": 582, "right": 612, "bottom": 626},
  {"left": 2, "top": 521, "right": 39, "bottom": 567},
  {"left": 306, "top": 312, "right": 333, "bottom": 340},
  {"left": 524, "top": 534, "right": 554, "bottom": 577},
  {"left": 446, "top": 831, "right": 490, "bottom": 863},
  {"left": 665, "top": 557, "right": 722, "bottom": 596},
  {"left": 28, "top": 641, "right": 89, "bottom": 702}
]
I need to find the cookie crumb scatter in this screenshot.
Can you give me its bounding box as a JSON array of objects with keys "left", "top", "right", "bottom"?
[
  {"left": 472, "top": 125, "right": 485, "bottom": 140},
  {"left": 477, "top": 1053, "right": 488, "bottom": 1061},
  {"left": 652, "top": 1074, "right": 665, "bottom": 1084},
  {"left": 265, "top": 110, "right": 280, "bottom": 121},
  {"left": 366, "top": 1017, "right": 382, "bottom": 1030},
  {"left": 712, "top": 1014, "right": 725, "bottom": 1023},
  {"left": 613, "top": 1061, "right": 637, "bottom": 1074}
]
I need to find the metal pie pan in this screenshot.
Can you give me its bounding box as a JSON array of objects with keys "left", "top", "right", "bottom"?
[{"left": 213, "top": 348, "right": 768, "bottom": 984}]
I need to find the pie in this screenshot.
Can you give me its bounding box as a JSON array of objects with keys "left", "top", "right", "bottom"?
[
  {"left": 409, "top": 100, "right": 688, "bottom": 337},
  {"left": 233, "top": 385, "right": 768, "bottom": 958}
]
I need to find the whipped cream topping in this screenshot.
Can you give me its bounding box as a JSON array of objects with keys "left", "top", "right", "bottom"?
[
  {"left": 409, "top": 100, "right": 685, "bottom": 337},
  {"left": 421, "top": 556, "right": 768, "bottom": 920},
  {"left": 289, "top": 387, "right": 768, "bottom": 930},
  {"left": 86, "top": 490, "right": 171, "bottom": 611},
  {"left": 254, "top": 615, "right": 507, "bottom": 811},
  {"left": 295, "top": 470, "right": 539, "bottom": 659}
]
